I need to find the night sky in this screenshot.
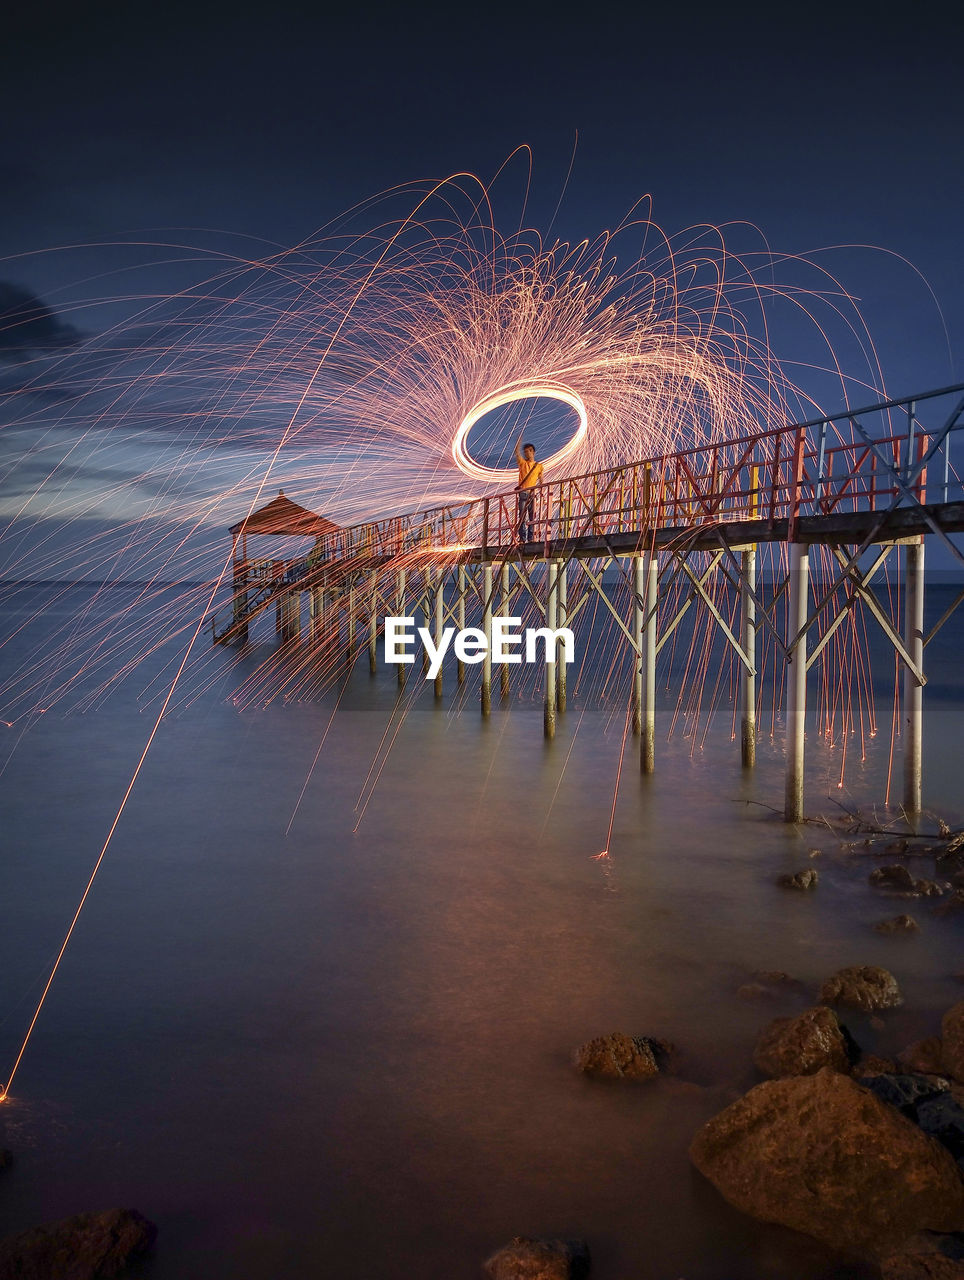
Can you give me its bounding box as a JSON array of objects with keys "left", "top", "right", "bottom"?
[{"left": 1, "top": 1, "right": 962, "bottom": 570}]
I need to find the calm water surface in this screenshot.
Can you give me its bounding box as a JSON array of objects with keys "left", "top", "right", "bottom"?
[{"left": 0, "top": 583, "right": 962, "bottom": 1278}]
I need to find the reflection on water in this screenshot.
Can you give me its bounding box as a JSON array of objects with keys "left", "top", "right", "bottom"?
[{"left": 0, "top": 585, "right": 961, "bottom": 1278}]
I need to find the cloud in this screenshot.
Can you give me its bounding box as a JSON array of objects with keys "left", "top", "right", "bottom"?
[{"left": 0, "top": 282, "right": 83, "bottom": 362}]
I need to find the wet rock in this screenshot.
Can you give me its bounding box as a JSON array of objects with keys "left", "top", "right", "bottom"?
[
  {"left": 736, "top": 982, "right": 771, "bottom": 1002},
  {"left": 871, "top": 865, "right": 918, "bottom": 892},
  {"left": 876, "top": 914, "right": 921, "bottom": 934},
  {"left": 858, "top": 1072, "right": 950, "bottom": 1118},
  {"left": 777, "top": 868, "right": 818, "bottom": 890},
  {"left": 900, "top": 1038, "right": 946, "bottom": 1076},
  {"left": 753, "top": 970, "right": 805, "bottom": 989},
  {"left": 752, "top": 1006, "right": 857, "bottom": 1079},
  {"left": 820, "top": 964, "right": 903, "bottom": 1011},
  {"left": 0, "top": 1208, "right": 156, "bottom": 1280},
  {"left": 886, "top": 839, "right": 911, "bottom": 856},
  {"left": 916, "top": 1093, "right": 964, "bottom": 1164},
  {"left": 880, "top": 1232, "right": 964, "bottom": 1279},
  {"left": 856, "top": 1054, "right": 901, "bottom": 1076},
  {"left": 688, "top": 1068, "right": 964, "bottom": 1254},
  {"left": 573, "top": 1033, "right": 657, "bottom": 1080},
  {"left": 483, "top": 1236, "right": 591, "bottom": 1279},
  {"left": 0, "top": 1151, "right": 10, "bottom": 1170},
  {"left": 916, "top": 880, "right": 950, "bottom": 897},
  {"left": 942, "top": 1005, "right": 964, "bottom": 1082},
  {"left": 935, "top": 891, "right": 964, "bottom": 919},
  {"left": 737, "top": 971, "right": 805, "bottom": 1002}
]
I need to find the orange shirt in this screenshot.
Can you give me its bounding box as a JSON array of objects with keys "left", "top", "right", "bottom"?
[{"left": 517, "top": 457, "right": 544, "bottom": 489}]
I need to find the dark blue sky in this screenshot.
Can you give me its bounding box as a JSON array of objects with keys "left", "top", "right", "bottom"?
[
  {"left": 3, "top": 1, "right": 960, "bottom": 399},
  {"left": 1, "top": 1, "right": 962, "bottom": 578}
]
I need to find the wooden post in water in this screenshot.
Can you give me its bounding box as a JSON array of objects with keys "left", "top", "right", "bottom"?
[
  {"left": 784, "top": 542, "right": 809, "bottom": 822},
  {"left": 500, "top": 562, "right": 510, "bottom": 698},
  {"left": 434, "top": 567, "right": 445, "bottom": 699},
  {"left": 641, "top": 552, "right": 657, "bottom": 773},
  {"left": 557, "top": 564, "right": 567, "bottom": 713},
  {"left": 422, "top": 570, "right": 431, "bottom": 676},
  {"left": 544, "top": 560, "right": 558, "bottom": 739},
  {"left": 457, "top": 565, "right": 467, "bottom": 685},
  {"left": 396, "top": 569, "right": 406, "bottom": 687},
  {"left": 903, "top": 537, "right": 925, "bottom": 813},
  {"left": 482, "top": 563, "right": 493, "bottom": 716},
  {"left": 346, "top": 585, "right": 355, "bottom": 668},
  {"left": 368, "top": 572, "right": 378, "bottom": 674},
  {"left": 632, "top": 555, "right": 644, "bottom": 735},
  {"left": 741, "top": 547, "right": 757, "bottom": 767}
]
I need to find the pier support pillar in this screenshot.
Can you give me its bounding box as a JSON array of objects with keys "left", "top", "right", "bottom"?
[
  {"left": 396, "top": 570, "right": 406, "bottom": 687},
  {"left": 500, "top": 563, "right": 511, "bottom": 698},
  {"left": 369, "top": 572, "right": 378, "bottom": 674},
  {"left": 309, "top": 587, "right": 324, "bottom": 644},
  {"left": 422, "top": 572, "right": 431, "bottom": 676},
  {"left": 784, "top": 542, "right": 809, "bottom": 822},
  {"left": 544, "top": 560, "right": 559, "bottom": 738},
  {"left": 903, "top": 537, "right": 925, "bottom": 813},
  {"left": 632, "top": 555, "right": 644, "bottom": 735},
  {"left": 457, "top": 566, "right": 467, "bottom": 685},
  {"left": 557, "top": 565, "right": 567, "bottom": 713},
  {"left": 434, "top": 568, "right": 445, "bottom": 699},
  {"left": 641, "top": 552, "right": 657, "bottom": 773},
  {"left": 482, "top": 564, "right": 493, "bottom": 716},
  {"left": 347, "top": 586, "right": 355, "bottom": 667},
  {"left": 741, "top": 547, "right": 757, "bottom": 768}
]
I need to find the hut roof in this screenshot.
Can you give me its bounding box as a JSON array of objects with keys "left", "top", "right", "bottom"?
[{"left": 229, "top": 490, "right": 339, "bottom": 538}]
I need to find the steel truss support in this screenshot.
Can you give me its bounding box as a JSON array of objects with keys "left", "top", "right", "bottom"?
[
  {"left": 741, "top": 547, "right": 757, "bottom": 767},
  {"left": 785, "top": 543, "right": 809, "bottom": 823},
  {"left": 903, "top": 538, "right": 925, "bottom": 813}
]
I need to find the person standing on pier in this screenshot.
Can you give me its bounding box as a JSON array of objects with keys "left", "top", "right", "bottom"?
[{"left": 514, "top": 435, "right": 544, "bottom": 541}]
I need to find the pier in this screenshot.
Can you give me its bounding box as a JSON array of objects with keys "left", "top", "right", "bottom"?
[{"left": 210, "top": 384, "right": 964, "bottom": 821}]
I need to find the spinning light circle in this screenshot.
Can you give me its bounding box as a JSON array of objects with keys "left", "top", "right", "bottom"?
[{"left": 451, "top": 384, "right": 589, "bottom": 483}]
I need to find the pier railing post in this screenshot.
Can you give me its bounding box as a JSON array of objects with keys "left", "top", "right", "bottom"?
[
  {"left": 544, "top": 560, "right": 558, "bottom": 739},
  {"left": 903, "top": 537, "right": 925, "bottom": 813},
  {"left": 741, "top": 546, "right": 757, "bottom": 767},
  {"left": 784, "top": 542, "right": 809, "bottom": 821},
  {"left": 482, "top": 563, "right": 493, "bottom": 716},
  {"left": 641, "top": 551, "right": 657, "bottom": 773}
]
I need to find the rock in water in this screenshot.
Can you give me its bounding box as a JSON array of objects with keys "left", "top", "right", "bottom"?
[
  {"left": 0, "top": 1208, "right": 156, "bottom": 1280},
  {"left": 820, "top": 965, "right": 903, "bottom": 1011},
  {"left": 776, "top": 869, "right": 818, "bottom": 890},
  {"left": 857, "top": 1073, "right": 950, "bottom": 1118},
  {"left": 752, "top": 1006, "right": 857, "bottom": 1079},
  {"left": 871, "top": 865, "right": 918, "bottom": 892},
  {"left": 572, "top": 1033, "right": 658, "bottom": 1080},
  {"left": 942, "top": 1005, "right": 964, "bottom": 1082},
  {"left": 916, "top": 1092, "right": 964, "bottom": 1164},
  {"left": 900, "top": 1037, "right": 946, "bottom": 1076},
  {"left": 876, "top": 914, "right": 921, "bottom": 934},
  {"left": 935, "top": 890, "right": 964, "bottom": 918},
  {"left": 483, "top": 1236, "right": 591, "bottom": 1279},
  {"left": 880, "top": 1233, "right": 964, "bottom": 1279},
  {"left": 688, "top": 1068, "right": 964, "bottom": 1254}
]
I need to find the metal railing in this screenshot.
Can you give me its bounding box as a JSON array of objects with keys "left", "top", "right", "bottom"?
[
  {"left": 306, "top": 383, "right": 964, "bottom": 562},
  {"left": 212, "top": 384, "right": 964, "bottom": 641}
]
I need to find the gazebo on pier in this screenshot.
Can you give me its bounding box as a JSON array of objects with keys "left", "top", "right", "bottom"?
[{"left": 224, "top": 490, "right": 340, "bottom": 644}]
